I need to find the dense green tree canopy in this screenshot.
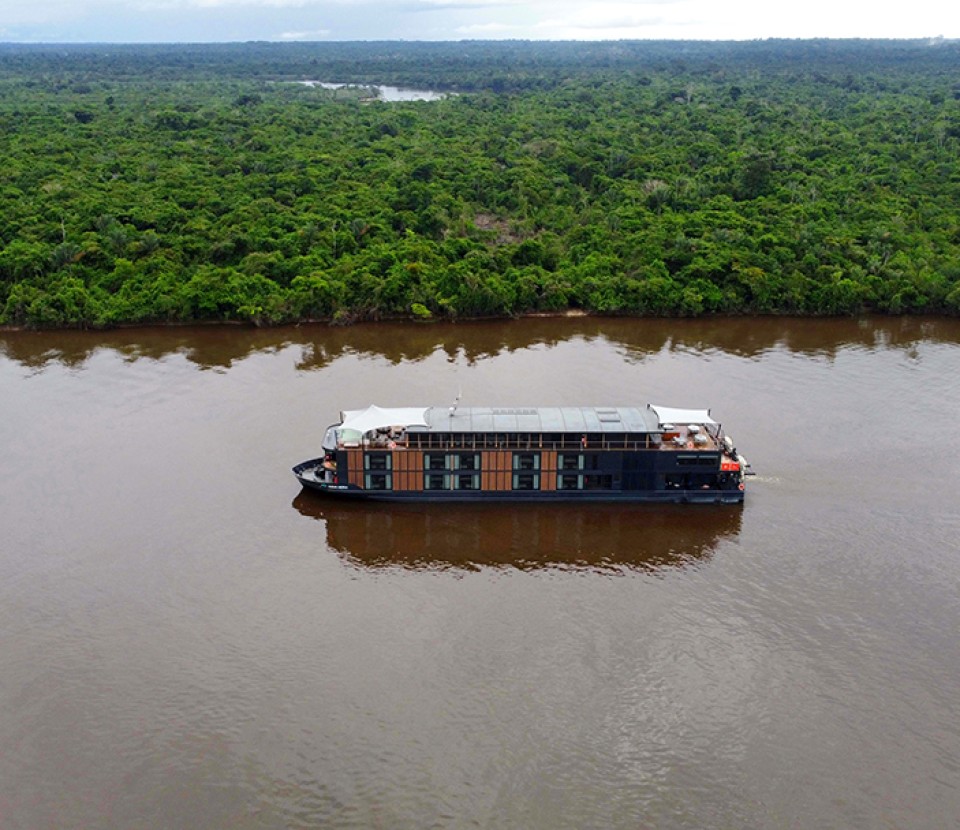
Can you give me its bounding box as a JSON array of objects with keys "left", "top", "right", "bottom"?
[{"left": 1, "top": 40, "right": 959, "bottom": 327}]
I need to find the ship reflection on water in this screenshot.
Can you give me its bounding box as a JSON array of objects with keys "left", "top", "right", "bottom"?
[{"left": 292, "top": 493, "right": 742, "bottom": 572}]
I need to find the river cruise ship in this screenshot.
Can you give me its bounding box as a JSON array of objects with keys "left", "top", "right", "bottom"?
[{"left": 293, "top": 404, "right": 749, "bottom": 504}]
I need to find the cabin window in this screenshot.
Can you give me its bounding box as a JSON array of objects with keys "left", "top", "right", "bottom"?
[
  {"left": 456, "top": 474, "right": 480, "bottom": 490},
  {"left": 425, "top": 473, "right": 448, "bottom": 490},
  {"left": 364, "top": 452, "right": 392, "bottom": 471},
  {"left": 677, "top": 454, "right": 718, "bottom": 467},
  {"left": 425, "top": 452, "right": 448, "bottom": 471},
  {"left": 512, "top": 452, "right": 540, "bottom": 471},
  {"left": 365, "top": 473, "right": 392, "bottom": 490},
  {"left": 558, "top": 473, "right": 582, "bottom": 491},
  {"left": 512, "top": 472, "right": 540, "bottom": 491},
  {"left": 558, "top": 453, "right": 583, "bottom": 471},
  {"left": 455, "top": 453, "right": 480, "bottom": 471},
  {"left": 583, "top": 474, "right": 613, "bottom": 490}
]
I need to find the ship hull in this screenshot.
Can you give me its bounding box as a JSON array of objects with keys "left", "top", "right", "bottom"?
[{"left": 294, "top": 461, "right": 745, "bottom": 504}]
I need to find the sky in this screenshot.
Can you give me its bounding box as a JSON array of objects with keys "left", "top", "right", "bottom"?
[{"left": 0, "top": 0, "right": 957, "bottom": 44}]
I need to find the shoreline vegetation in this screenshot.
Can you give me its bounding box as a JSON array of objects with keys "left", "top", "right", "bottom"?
[{"left": 2, "top": 40, "right": 960, "bottom": 330}]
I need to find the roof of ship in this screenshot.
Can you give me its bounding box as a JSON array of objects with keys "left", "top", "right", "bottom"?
[
  {"left": 338, "top": 404, "right": 716, "bottom": 435},
  {"left": 422, "top": 406, "right": 661, "bottom": 434}
]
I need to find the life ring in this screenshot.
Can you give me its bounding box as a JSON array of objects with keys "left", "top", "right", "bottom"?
[{"left": 738, "top": 483, "right": 745, "bottom": 491}]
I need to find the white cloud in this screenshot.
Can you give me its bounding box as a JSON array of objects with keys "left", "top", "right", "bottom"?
[
  {"left": 527, "top": 1, "right": 686, "bottom": 39},
  {"left": 0, "top": 0, "right": 90, "bottom": 26},
  {"left": 136, "top": 0, "right": 314, "bottom": 7},
  {"left": 417, "top": 0, "right": 524, "bottom": 8},
  {"left": 0, "top": 0, "right": 956, "bottom": 42},
  {"left": 131, "top": 0, "right": 378, "bottom": 9},
  {"left": 454, "top": 21, "right": 519, "bottom": 34},
  {"left": 277, "top": 27, "right": 332, "bottom": 38}
]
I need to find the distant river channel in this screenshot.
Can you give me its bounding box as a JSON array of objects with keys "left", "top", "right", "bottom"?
[
  {"left": 295, "top": 80, "right": 448, "bottom": 101},
  {"left": 1, "top": 316, "right": 959, "bottom": 829}
]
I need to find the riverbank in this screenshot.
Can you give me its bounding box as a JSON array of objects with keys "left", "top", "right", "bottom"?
[{"left": 5, "top": 305, "right": 960, "bottom": 335}]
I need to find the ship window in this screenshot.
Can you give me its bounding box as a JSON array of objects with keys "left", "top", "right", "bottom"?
[
  {"left": 455, "top": 453, "right": 480, "bottom": 471},
  {"left": 583, "top": 474, "right": 613, "bottom": 490},
  {"left": 512, "top": 472, "right": 540, "bottom": 491},
  {"left": 558, "top": 473, "right": 581, "bottom": 490},
  {"left": 677, "top": 454, "right": 717, "bottom": 467},
  {"left": 558, "top": 453, "right": 583, "bottom": 471},
  {"left": 365, "top": 452, "right": 392, "bottom": 471},
  {"left": 365, "top": 473, "right": 392, "bottom": 490},
  {"left": 425, "top": 473, "right": 448, "bottom": 490},
  {"left": 425, "top": 452, "right": 448, "bottom": 471},
  {"left": 513, "top": 452, "right": 540, "bottom": 471},
  {"left": 456, "top": 474, "right": 479, "bottom": 490}
]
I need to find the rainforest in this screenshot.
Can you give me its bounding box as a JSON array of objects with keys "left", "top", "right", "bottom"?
[{"left": 2, "top": 39, "right": 959, "bottom": 327}]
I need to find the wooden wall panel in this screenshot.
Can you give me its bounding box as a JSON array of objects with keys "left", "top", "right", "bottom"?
[
  {"left": 347, "top": 449, "right": 364, "bottom": 488},
  {"left": 482, "top": 450, "right": 509, "bottom": 491},
  {"left": 500, "top": 451, "right": 512, "bottom": 492},
  {"left": 541, "top": 450, "right": 557, "bottom": 491},
  {"left": 391, "top": 451, "right": 419, "bottom": 491},
  {"left": 481, "top": 449, "right": 496, "bottom": 491},
  {"left": 407, "top": 452, "right": 423, "bottom": 491}
]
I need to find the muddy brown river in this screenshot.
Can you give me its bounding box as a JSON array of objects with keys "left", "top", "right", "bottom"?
[{"left": 2, "top": 316, "right": 959, "bottom": 828}]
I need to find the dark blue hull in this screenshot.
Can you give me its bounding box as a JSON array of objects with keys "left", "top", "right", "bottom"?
[{"left": 293, "top": 460, "right": 744, "bottom": 505}]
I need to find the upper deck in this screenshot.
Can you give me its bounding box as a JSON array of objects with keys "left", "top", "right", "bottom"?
[
  {"left": 424, "top": 406, "right": 660, "bottom": 434},
  {"left": 330, "top": 405, "right": 725, "bottom": 454}
]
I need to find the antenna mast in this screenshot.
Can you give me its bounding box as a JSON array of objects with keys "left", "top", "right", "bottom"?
[{"left": 449, "top": 386, "right": 462, "bottom": 417}]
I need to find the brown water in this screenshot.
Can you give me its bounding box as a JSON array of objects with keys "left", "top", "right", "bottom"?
[{"left": 2, "top": 316, "right": 959, "bottom": 829}]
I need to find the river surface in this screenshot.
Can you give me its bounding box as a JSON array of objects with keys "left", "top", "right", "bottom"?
[
  {"left": 1, "top": 316, "right": 959, "bottom": 829},
  {"left": 296, "top": 81, "right": 448, "bottom": 101}
]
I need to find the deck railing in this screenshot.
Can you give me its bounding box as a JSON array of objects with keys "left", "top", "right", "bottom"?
[{"left": 344, "top": 433, "right": 661, "bottom": 452}]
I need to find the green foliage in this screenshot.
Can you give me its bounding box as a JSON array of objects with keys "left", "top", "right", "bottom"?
[{"left": 1, "top": 40, "right": 960, "bottom": 328}]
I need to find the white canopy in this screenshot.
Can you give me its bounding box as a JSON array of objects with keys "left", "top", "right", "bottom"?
[
  {"left": 649, "top": 404, "right": 717, "bottom": 427},
  {"left": 339, "top": 405, "right": 430, "bottom": 435}
]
